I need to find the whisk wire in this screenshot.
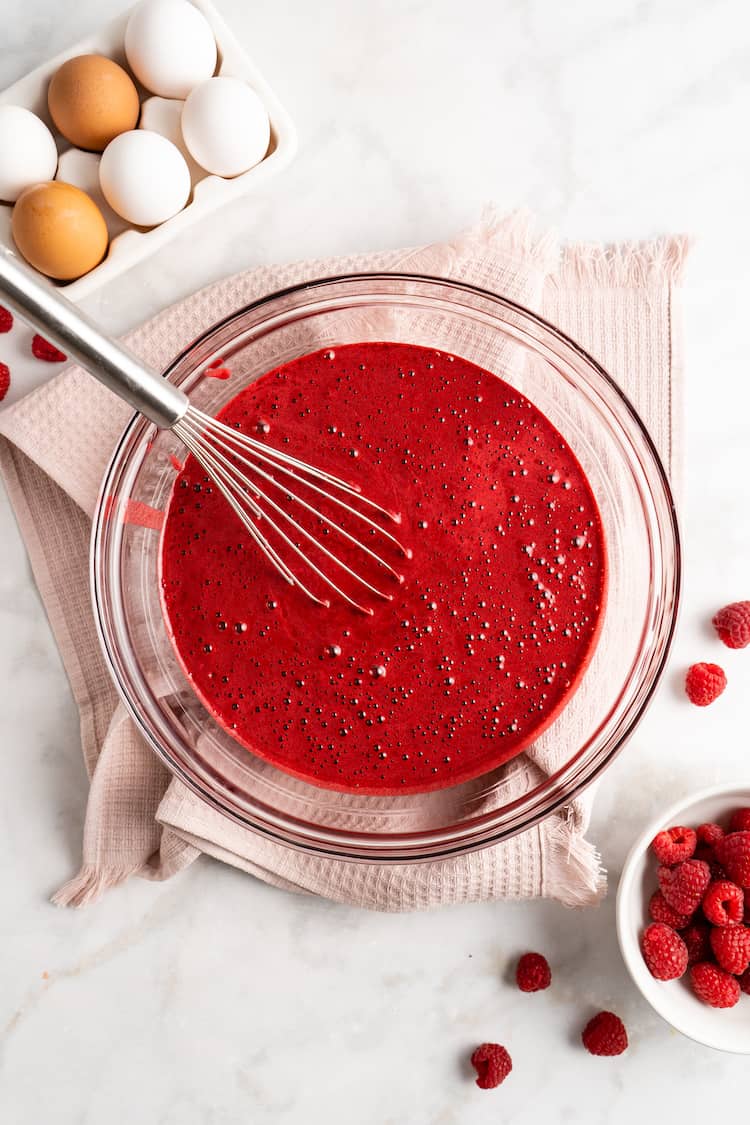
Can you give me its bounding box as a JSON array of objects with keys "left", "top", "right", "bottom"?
[
  {"left": 179, "top": 424, "right": 379, "bottom": 613},
  {"left": 197, "top": 412, "right": 401, "bottom": 522},
  {"left": 174, "top": 407, "right": 405, "bottom": 613},
  {"left": 176, "top": 425, "right": 323, "bottom": 604},
  {"left": 196, "top": 412, "right": 406, "bottom": 544},
  {"left": 179, "top": 411, "right": 407, "bottom": 582}
]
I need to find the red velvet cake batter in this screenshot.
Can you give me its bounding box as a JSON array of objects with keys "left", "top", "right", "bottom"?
[{"left": 160, "top": 342, "right": 606, "bottom": 794}]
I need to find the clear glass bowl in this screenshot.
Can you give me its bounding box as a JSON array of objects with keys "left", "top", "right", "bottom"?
[{"left": 91, "top": 274, "right": 680, "bottom": 861}]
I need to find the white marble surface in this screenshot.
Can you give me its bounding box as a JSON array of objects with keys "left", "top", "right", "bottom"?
[{"left": 2, "top": 0, "right": 750, "bottom": 1120}]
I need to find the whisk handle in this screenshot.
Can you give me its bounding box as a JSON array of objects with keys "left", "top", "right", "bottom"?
[{"left": 0, "top": 246, "right": 189, "bottom": 429}]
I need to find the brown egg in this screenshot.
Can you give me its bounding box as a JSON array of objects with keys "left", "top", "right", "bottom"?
[
  {"left": 48, "top": 54, "right": 140, "bottom": 152},
  {"left": 12, "top": 181, "right": 108, "bottom": 280}
]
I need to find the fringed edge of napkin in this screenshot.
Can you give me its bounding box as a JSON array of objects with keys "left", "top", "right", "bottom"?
[
  {"left": 52, "top": 864, "right": 144, "bottom": 908},
  {"left": 52, "top": 846, "right": 196, "bottom": 908},
  {"left": 540, "top": 810, "right": 606, "bottom": 907},
  {"left": 447, "top": 205, "right": 559, "bottom": 268},
  {"left": 548, "top": 234, "right": 691, "bottom": 289},
  {"left": 401, "top": 206, "right": 559, "bottom": 299}
]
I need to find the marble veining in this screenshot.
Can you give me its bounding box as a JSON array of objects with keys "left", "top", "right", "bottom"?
[{"left": 2, "top": 0, "right": 750, "bottom": 1120}]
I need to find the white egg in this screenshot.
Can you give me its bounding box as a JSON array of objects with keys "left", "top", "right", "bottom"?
[
  {"left": 125, "top": 0, "right": 217, "bottom": 99},
  {"left": 0, "top": 105, "right": 58, "bottom": 203},
  {"left": 182, "top": 77, "right": 270, "bottom": 178},
  {"left": 99, "top": 130, "right": 190, "bottom": 227}
]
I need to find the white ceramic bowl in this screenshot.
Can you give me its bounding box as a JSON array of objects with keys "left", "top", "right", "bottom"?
[{"left": 617, "top": 783, "right": 750, "bottom": 1054}]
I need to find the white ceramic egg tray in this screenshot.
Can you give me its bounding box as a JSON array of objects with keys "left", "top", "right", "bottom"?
[{"left": 0, "top": 0, "right": 297, "bottom": 301}]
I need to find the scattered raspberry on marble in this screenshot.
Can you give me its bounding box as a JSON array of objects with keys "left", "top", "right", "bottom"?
[
  {"left": 0, "top": 362, "right": 9, "bottom": 402},
  {"left": 709, "top": 926, "right": 750, "bottom": 975},
  {"left": 702, "top": 879, "right": 744, "bottom": 927},
  {"left": 685, "top": 662, "right": 727, "bottom": 706},
  {"left": 515, "top": 952, "right": 551, "bottom": 992},
  {"left": 470, "top": 1043, "right": 512, "bottom": 1089},
  {"left": 648, "top": 890, "right": 691, "bottom": 930},
  {"left": 690, "top": 962, "right": 741, "bottom": 1008},
  {"left": 641, "top": 923, "right": 689, "bottom": 980},
  {"left": 729, "top": 808, "right": 750, "bottom": 834},
  {"left": 713, "top": 601, "right": 750, "bottom": 649},
  {"left": 715, "top": 832, "right": 750, "bottom": 888},
  {"left": 581, "top": 1012, "right": 628, "bottom": 1057},
  {"left": 0, "top": 305, "right": 12, "bottom": 333},
  {"left": 31, "top": 334, "right": 67, "bottom": 362},
  {"left": 739, "top": 967, "right": 750, "bottom": 995},
  {"left": 658, "top": 859, "right": 711, "bottom": 915}
]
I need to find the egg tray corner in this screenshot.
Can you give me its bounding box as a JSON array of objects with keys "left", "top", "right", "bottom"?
[{"left": 0, "top": 0, "right": 297, "bottom": 301}]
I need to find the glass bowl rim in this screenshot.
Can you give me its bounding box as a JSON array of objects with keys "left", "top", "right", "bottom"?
[{"left": 90, "top": 271, "right": 682, "bottom": 862}]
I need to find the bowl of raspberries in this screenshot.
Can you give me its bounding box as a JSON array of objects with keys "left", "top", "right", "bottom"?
[{"left": 617, "top": 784, "right": 750, "bottom": 1052}]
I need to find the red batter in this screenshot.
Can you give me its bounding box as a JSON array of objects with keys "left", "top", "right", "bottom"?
[{"left": 160, "top": 342, "right": 606, "bottom": 794}]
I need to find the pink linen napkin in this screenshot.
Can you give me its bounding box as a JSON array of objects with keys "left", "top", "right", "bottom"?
[{"left": 0, "top": 210, "right": 688, "bottom": 908}]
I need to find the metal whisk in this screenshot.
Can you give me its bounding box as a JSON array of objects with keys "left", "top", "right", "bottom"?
[{"left": 0, "top": 247, "right": 409, "bottom": 614}]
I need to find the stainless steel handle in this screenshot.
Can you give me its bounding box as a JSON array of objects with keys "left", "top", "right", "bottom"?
[{"left": 0, "top": 245, "right": 189, "bottom": 429}]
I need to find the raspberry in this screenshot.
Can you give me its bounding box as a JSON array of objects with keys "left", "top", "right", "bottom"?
[
  {"left": 515, "top": 952, "right": 551, "bottom": 992},
  {"left": 685, "top": 662, "right": 727, "bottom": 706},
  {"left": 681, "top": 920, "right": 711, "bottom": 965},
  {"left": 651, "top": 825, "right": 697, "bottom": 865},
  {"left": 715, "top": 832, "right": 750, "bottom": 888},
  {"left": 640, "top": 923, "right": 689, "bottom": 980},
  {"left": 696, "top": 823, "right": 724, "bottom": 848},
  {"left": 702, "top": 879, "right": 744, "bottom": 926},
  {"left": 31, "top": 334, "right": 67, "bottom": 363},
  {"left": 739, "top": 967, "right": 750, "bottom": 995},
  {"left": 710, "top": 926, "right": 750, "bottom": 975},
  {"left": 729, "top": 808, "right": 750, "bottom": 833},
  {"left": 690, "top": 962, "right": 741, "bottom": 1008},
  {"left": 470, "top": 1043, "right": 512, "bottom": 1089},
  {"left": 0, "top": 305, "right": 12, "bottom": 333},
  {"left": 694, "top": 845, "right": 726, "bottom": 879},
  {"left": 658, "top": 859, "right": 711, "bottom": 915},
  {"left": 648, "top": 890, "right": 691, "bottom": 930},
  {"left": 581, "top": 1012, "right": 628, "bottom": 1057},
  {"left": 0, "top": 362, "right": 9, "bottom": 403},
  {"left": 713, "top": 601, "right": 750, "bottom": 649}
]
